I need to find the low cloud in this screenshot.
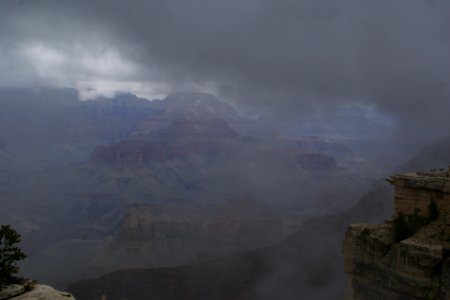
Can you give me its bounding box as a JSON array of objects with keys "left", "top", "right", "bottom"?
[{"left": 0, "top": 0, "right": 449, "bottom": 147}]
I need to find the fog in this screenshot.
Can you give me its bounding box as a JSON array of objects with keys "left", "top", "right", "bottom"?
[
  {"left": 1, "top": 0, "right": 449, "bottom": 149},
  {"left": 1, "top": 1, "right": 449, "bottom": 299}
]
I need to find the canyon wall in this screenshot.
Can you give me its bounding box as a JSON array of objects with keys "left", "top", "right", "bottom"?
[{"left": 343, "top": 168, "right": 450, "bottom": 300}]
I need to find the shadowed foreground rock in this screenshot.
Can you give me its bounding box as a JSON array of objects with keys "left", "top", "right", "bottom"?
[{"left": 0, "top": 284, "right": 75, "bottom": 300}]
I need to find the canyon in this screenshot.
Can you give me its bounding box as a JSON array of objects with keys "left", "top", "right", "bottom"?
[
  {"left": 0, "top": 88, "right": 448, "bottom": 299},
  {"left": 68, "top": 136, "right": 450, "bottom": 299},
  {"left": 0, "top": 89, "right": 378, "bottom": 290}
]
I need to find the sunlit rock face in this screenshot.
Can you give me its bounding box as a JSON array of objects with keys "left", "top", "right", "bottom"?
[{"left": 343, "top": 168, "right": 450, "bottom": 300}]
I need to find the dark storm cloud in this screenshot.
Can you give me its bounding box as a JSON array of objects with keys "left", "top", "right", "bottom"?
[{"left": 1, "top": 0, "right": 449, "bottom": 145}]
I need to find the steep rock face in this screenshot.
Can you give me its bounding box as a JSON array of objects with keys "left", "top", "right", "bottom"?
[
  {"left": 343, "top": 168, "right": 450, "bottom": 300},
  {"left": 344, "top": 223, "right": 450, "bottom": 300},
  {"left": 388, "top": 171, "right": 450, "bottom": 217}
]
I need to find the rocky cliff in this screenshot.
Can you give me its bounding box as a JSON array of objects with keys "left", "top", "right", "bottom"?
[{"left": 343, "top": 167, "right": 450, "bottom": 300}]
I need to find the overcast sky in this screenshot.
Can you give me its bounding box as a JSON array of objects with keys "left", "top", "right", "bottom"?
[{"left": 1, "top": 0, "right": 449, "bottom": 147}]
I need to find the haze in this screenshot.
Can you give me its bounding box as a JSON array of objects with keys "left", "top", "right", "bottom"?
[
  {"left": 0, "top": 1, "right": 449, "bottom": 299},
  {"left": 1, "top": 0, "right": 449, "bottom": 148}
]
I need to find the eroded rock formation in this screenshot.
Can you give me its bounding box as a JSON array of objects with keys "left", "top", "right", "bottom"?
[{"left": 343, "top": 167, "right": 450, "bottom": 300}]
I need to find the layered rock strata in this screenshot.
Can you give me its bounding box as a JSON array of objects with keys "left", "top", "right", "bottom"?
[{"left": 343, "top": 167, "right": 450, "bottom": 299}]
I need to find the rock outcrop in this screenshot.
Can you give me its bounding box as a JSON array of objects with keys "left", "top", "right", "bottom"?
[
  {"left": 0, "top": 284, "right": 75, "bottom": 300},
  {"left": 343, "top": 167, "right": 450, "bottom": 300}
]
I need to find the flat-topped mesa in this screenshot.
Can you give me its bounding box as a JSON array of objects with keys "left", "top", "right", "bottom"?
[{"left": 387, "top": 166, "right": 450, "bottom": 217}]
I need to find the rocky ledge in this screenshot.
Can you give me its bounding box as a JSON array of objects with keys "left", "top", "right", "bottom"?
[
  {"left": 0, "top": 284, "right": 75, "bottom": 300},
  {"left": 343, "top": 167, "right": 450, "bottom": 300}
]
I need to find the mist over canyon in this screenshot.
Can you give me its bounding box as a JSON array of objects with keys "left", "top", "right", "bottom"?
[
  {"left": 0, "top": 88, "right": 379, "bottom": 287},
  {"left": 0, "top": 86, "right": 447, "bottom": 299},
  {"left": 1, "top": 1, "right": 449, "bottom": 299}
]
